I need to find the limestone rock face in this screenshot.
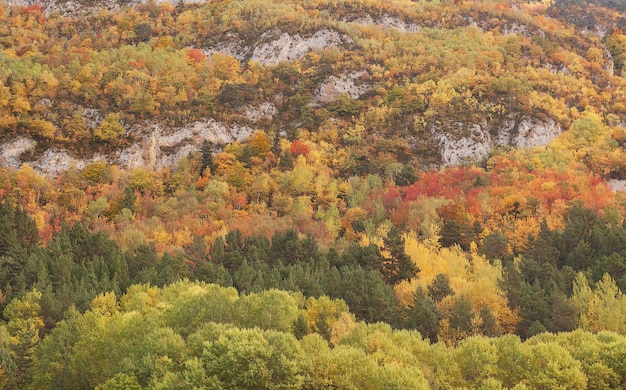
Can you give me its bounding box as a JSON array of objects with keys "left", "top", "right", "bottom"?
[
  {"left": 346, "top": 13, "right": 420, "bottom": 33},
  {"left": 115, "top": 119, "right": 254, "bottom": 171},
  {"left": 251, "top": 29, "right": 352, "bottom": 66},
  {"left": 0, "top": 138, "right": 35, "bottom": 169},
  {"left": 0, "top": 118, "right": 254, "bottom": 177},
  {"left": 436, "top": 116, "right": 563, "bottom": 166},
  {"left": 314, "top": 72, "right": 370, "bottom": 104}
]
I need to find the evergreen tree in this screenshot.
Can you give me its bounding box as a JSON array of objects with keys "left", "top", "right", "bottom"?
[
  {"left": 405, "top": 288, "right": 440, "bottom": 343},
  {"left": 382, "top": 226, "right": 419, "bottom": 285},
  {"left": 200, "top": 140, "right": 215, "bottom": 175},
  {"left": 4, "top": 290, "right": 43, "bottom": 388},
  {"left": 449, "top": 295, "right": 473, "bottom": 333},
  {"left": 427, "top": 273, "right": 455, "bottom": 303},
  {"left": 292, "top": 313, "right": 309, "bottom": 340},
  {"left": 479, "top": 305, "right": 500, "bottom": 337}
]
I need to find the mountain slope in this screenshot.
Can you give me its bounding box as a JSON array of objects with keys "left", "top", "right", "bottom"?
[{"left": 0, "top": 0, "right": 624, "bottom": 176}]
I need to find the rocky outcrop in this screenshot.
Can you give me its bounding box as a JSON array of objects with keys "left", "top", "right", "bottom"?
[
  {"left": 3, "top": 0, "right": 204, "bottom": 16},
  {"left": 250, "top": 29, "right": 353, "bottom": 66},
  {"left": 241, "top": 102, "right": 278, "bottom": 123},
  {"left": 314, "top": 72, "right": 370, "bottom": 104},
  {"left": 512, "top": 117, "right": 562, "bottom": 148},
  {"left": 0, "top": 137, "right": 35, "bottom": 169},
  {"left": 30, "top": 148, "right": 89, "bottom": 176},
  {"left": 436, "top": 116, "right": 563, "bottom": 166},
  {"left": 120, "top": 119, "right": 254, "bottom": 170},
  {"left": 346, "top": 13, "right": 420, "bottom": 33},
  {"left": 203, "top": 33, "right": 248, "bottom": 62},
  {"left": 607, "top": 179, "right": 626, "bottom": 192},
  {"left": 0, "top": 118, "right": 254, "bottom": 176}
]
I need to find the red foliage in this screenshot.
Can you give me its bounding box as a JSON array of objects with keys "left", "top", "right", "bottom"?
[
  {"left": 128, "top": 59, "right": 146, "bottom": 69},
  {"left": 290, "top": 140, "right": 310, "bottom": 157},
  {"left": 186, "top": 48, "right": 206, "bottom": 63},
  {"left": 22, "top": 5, "right": 42, "bottom": 13},
  {"left": 382, "top": 186, "right": 402, "bottom": 211}
]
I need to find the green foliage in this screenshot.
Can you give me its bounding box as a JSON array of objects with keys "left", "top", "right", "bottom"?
[
  {"left": 3, "top": 0, "right": 626, "bottom": 387},
  {"left": 404, "top": 287, "right": 440, "bottom": 343},
  {"left": 4, "top": 289, "right": 43, "bottom": 388},
  {"left": 427, "top": 273, "right": 454, "bottom": 303},
  {"left": 93, "top": 113, "right": 125, "bottom": 142}
]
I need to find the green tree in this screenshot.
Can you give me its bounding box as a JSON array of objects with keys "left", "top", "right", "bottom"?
[
  {"left": 405, "top": 287, "right": 440, "bottom": 343},
  {"left": 449, "top": 295, "right": 473, "bottom": 334},
  {"left": 479, "top": 305, "right": 500, "bottom": 337},
  {"left": 428, "top": 273, "right": 455, "bottom": 303},
  {"left": 382, "top": 226, "right": 419, "bottom": 285},
  {"left": 93, "top": 113, "right": 125, "bottom": 142},
  {"left": 4, "top": 290, "right": 44, "bottom": 388},
  {"left": 200, "top": 140, "right": 215, "bottom": 175},
  {"left": 202, "top": 328, "right": 304, "bottom": 390}
]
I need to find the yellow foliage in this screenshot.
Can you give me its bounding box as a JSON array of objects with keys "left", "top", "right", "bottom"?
[
  {"left": 401, "top": 234, "right": 521, "bottom": 333},
  {"left": 304, "top": 296, "right": 350, "bottom": 334},
  {"left": 172, "top": 227, "right": 193, "bottom": 247},
  {"left": 153, "top": 229, "right": 172, "bottom": 245},
  {"left": 330, "top": 311, "right": 356, "bottom": 346}
]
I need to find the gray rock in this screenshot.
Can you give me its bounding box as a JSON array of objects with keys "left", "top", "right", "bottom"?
[
  {"left": 0, "top": 137, "right": 35, "bottom": 168},
  {"left": 251, "top": 29, "right": 352, "bottom": 66},
  {"left": 435, "top": 116, "right": 562, "bottom": 166}
]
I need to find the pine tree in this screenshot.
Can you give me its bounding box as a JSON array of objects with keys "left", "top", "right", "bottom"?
[
  {"left": 292, "top": 313, "right": 309, "bottom": 340},
  {"left": 449, "top": 295, "right": 473, "bottom": 333},
  {"left": 479, "top": 305, "right": 500, "bottom": 337},
  {"left": 382, "top": 226, "right": 419, "bottom": 285},
  {"left": 200, "top": 140, "right": 215, "bottom": 175},
  {"left": 427, "top": 273, "right": 455, "bottom": 303},
  {"left": 405, "top": 287, "right": 440, "bottom": 343}
]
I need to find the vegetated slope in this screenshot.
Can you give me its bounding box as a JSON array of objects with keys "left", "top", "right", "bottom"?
[
  {"left": 2, "top": 0, "right": 626, "bottom": 388},
  {"left": 0, "top": 0, "right": 624, "bottom": 173}
]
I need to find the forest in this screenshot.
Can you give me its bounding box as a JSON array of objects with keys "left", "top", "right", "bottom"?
[{"left": 1, "top": 0, "right": 626, "bottom": 388}]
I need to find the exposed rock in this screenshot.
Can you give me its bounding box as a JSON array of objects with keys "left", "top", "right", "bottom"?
[
  {"left": 502, "top": 23, "right": 531, "bottom": 36},
  {"left": 5, "top": 0, "right": 204, "bottom": 16},
  {"left": 30, "top": 148, "right": 86, "bottom": 176},
  {"left": 119, "top": 119, "right": 254, "bottom": 170},
  {"left": 241, "top": 102, "right": 278, "bottom": 123},
  {"left": 0, "top": 137, "right": 35, "bottom": 168},
  {"left": 314, "top": 72, "right": 370, "bottom": 104},
  {"left": 348, "top": 13, "right": 420, "bottom": 33},
  {"left": 513, "top": 117, "right": 562, "bottom": 148},
  {"left": 82, "top": 108, "right": 104, "bottom": 130},
  {"left": 436, "top": 116, "right": 562, "bottom": 166},
  {"left": 608, "top": 179, "right": 626, "bottom": 192},
  {"left": 436, "top": 122, "right": 493, "bottom": 166},
  {"left": 0, "top": 118, "right": 254, "bottom": 176},
  {"left": 203, "top": 34, "right": 249, "bottom": 62},
  {"left": 251, "top": 29, "right": 352, "bottom": 66}
]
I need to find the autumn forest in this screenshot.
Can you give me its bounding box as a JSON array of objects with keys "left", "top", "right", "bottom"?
[{"left": 1, "top": 0, "right": 626, "bottom": 388}]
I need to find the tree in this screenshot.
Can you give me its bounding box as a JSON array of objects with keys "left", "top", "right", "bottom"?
[
  {"left": 427, "top": 273, "right": 455, "bottom": 303},
  {"left": 382, "top": 226, "right": 419, "bottom": 285},
  {"left": 63, "top": 113, "right": 90, "bottom": 141},
  {"left": 4, "top": 290, "right": 44, "bottom": 388},
  {"left": 394, "top": 164, "right": 419, "bottom": 186},
  {"left": 202, "top": 328, "right": 304, "bottom": 390},
  {"left": 81, "top": 161, "right": 113, "bottom": 184},
  {"left": 292, "top": 313, "right": 309, "bottom": 340},
  {"left": 93, "top": 113, "right": 125, "bottom": 142},
  {"left": 200, "top": 140, "right": 214, "bottom": 175},
  {"left": 404, "top": 287, "right": 440, "bottom": 343},
  {"left": 449, "top": 295, "right": 473, "bottom": 334},
  {"left": 481, "top": 231, "right": 509, "bottom": 261},
  {"left": 479, "top": 305, "right": 500, "bottom": 337}
]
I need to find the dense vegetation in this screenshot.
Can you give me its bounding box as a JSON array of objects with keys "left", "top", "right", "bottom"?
[{"left": 1, "top": 0, "right": 626, "bottom": 387}]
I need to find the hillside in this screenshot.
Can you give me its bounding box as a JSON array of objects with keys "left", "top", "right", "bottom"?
[
  {"left": 1, "top": 0, "right": 626, "bottom": 388},
  {"left": 0, "top": 0, "right": 624, "bottom": 174}
]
